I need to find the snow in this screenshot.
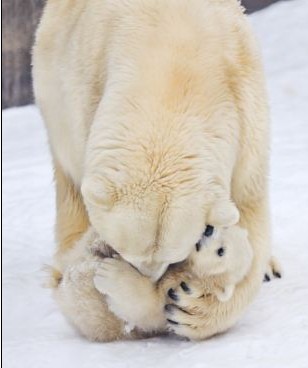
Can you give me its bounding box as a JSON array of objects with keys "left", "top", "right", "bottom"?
[{"left": 3, "top": 1, "right": 308, "bottom": 367}]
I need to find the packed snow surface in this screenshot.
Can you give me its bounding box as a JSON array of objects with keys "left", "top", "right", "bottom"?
[{"left": 3, "top": 1, "right": 308, "bottom": 367}]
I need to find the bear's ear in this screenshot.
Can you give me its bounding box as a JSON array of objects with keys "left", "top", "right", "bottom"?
[
  {"left": 208, "top": 199, "right": 239, "bottom": 227},
  {"left": 81, "top": 175, "right": 113, "bottom": 210}
]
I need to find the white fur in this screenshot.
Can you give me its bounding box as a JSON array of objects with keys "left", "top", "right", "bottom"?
[
  {"left": 33, "top": 0, "right": 272, "bottom": 341},
  {"left": 188, "top": 225, "right": 253, "bottom": 301}
]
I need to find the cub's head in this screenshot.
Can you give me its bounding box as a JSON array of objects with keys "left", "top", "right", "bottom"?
[{"left": 189, "top": 221, "right": 252, "bottom": 279}]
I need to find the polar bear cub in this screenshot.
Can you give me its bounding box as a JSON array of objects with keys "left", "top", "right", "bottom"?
[{"left": 187, "top": 224, "right": 253, "bottom": 302}]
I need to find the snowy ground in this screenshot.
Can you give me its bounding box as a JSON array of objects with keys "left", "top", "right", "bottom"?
[{"left": 3, "top": 1, "right": 308, "bottom": 367}]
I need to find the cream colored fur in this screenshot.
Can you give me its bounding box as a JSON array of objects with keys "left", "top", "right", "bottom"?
[
  {"left": 93, "top": 204, "right": 253, "bottom": 339},
  {"left": 33, "top": 0, "right": 272, "bottom": 341},
  {"left": 188, "top": 225, "right": 253, "bottom": 302}
]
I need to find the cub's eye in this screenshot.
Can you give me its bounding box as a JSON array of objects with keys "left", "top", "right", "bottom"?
[
  {"left": 217, "top": 247, "right": 225, "bottom": 257},
  {"left": 204, "top": 225, "right": 214, "bottom": 237}
]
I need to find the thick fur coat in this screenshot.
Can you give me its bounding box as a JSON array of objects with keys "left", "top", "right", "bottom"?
[{"left": 33, "top": 0, "right": 273, "bottom": 341}]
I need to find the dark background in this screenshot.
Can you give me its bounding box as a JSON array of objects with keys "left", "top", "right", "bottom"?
[{"left": 2, "top": 0, "right": 285, "bottom": 109}]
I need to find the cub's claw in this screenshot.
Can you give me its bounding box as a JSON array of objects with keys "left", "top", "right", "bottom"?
[
  {"left": 168, "top": 288, "right": 179, "bottom": 301},
  {"left": 180, "top": 281, "right": 191, "bottom": 293}
]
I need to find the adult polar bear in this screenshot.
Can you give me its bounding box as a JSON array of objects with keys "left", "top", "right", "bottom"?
[{"left": 33, "top": 0, "right": 272, "bottom": 341}]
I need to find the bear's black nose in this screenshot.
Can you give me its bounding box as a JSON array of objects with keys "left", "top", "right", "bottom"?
[{"left": 204, "top": 225, "right": 214, "bottom": 237}]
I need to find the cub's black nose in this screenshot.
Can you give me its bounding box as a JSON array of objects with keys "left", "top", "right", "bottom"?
[{"left": 204, "top": 225, "right": 214, "bottom": 237}]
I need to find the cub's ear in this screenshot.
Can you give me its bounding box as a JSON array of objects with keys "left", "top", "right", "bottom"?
[
  {"left": 81, "top": 176, "right": 113, "bottom": 210},
  {"left": 208, "top": 200, "right": 240, "bottom": 227}
]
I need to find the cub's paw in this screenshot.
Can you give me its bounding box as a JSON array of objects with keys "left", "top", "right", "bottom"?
[
  {"left": 166, "top": 281, "right": 204, "bottom": 311},
  {"left": 163, "top": 280, "right": 213, "bottom": 340},
  {"left": 93, "top": 257, "right": 138, "bottom": 296},
  {"left": 164, "top": 278, "right": 240, "bottom": 340},
  {"left": 263, "top": 256, "right": 283, "bottom": 282},
  {"left": 93, "top": 258, "right": 154, "bottom": 325}
]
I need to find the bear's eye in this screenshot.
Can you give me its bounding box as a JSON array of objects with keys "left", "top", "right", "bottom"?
[
  {"left": 217, "top": 247, "right": 225, "bottom": 257},
  {"left": 204, "top": 225, "right": 214, "bottom": 237}
]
